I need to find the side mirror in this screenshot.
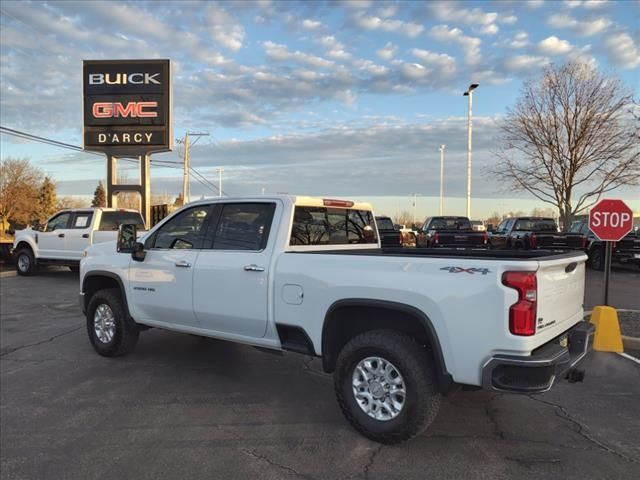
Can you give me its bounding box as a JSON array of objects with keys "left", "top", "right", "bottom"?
[{"left": 117, "top": 224, "right": 146, "bottom": 261}]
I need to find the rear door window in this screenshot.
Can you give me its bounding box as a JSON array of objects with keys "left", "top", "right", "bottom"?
[
  {"left": 211, "top": 203, "right": 276, "bottom": 251},
  {"left": 290, "top": 207, "right": 377, "bottom": 245},
  {"left": 71, "top": 212, "right": 94, "bottom": 229}
]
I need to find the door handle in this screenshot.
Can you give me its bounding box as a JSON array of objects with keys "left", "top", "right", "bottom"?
[
  {"left": 175, "top": 260, "right": 192, "bottom": 268},
  {"left": 58, "top": 233, "right": 65, "bottom": 238},
  {"left": 244, "top": 264, "right": 265, "bottom": 272},
  {"left": 82, "top": 234, "right": 89, "bottom": 238}
]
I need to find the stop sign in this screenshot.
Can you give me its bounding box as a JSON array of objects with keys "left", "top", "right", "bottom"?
[{"left": 588, "top": 199, "right": 634, "bottom": 241}]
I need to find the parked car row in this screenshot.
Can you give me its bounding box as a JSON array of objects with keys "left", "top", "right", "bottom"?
[
  {"left": 376, "top": 214, "right": 639, "bottom": 270},
  {"left": 569, "top": 220, "right": 640, "bottom": 270}
]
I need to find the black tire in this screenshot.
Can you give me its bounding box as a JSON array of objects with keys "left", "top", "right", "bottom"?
[
  {"left": 15, "top": 247, "right": 37, "bottom": 276},
  {"left": 86, "top": 288, "right": 139, "bottom": 357},
  {"left": 334, "top": 330, "right": 441, "bottom": 444},
  {"left": 590, "top": 248, "right": 604, "bottom": 271},
  {"left": 68, "top": 265, "right": 80, "bottom": 273}
]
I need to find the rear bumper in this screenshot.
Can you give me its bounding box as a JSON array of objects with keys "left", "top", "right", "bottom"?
[{"left": 482, "top": 321, "right": 594, "bottom": 393}]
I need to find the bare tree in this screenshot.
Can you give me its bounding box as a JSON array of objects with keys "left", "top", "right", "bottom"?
[{"left": 492, "top": 62, "right": 639, "bottom": 228}]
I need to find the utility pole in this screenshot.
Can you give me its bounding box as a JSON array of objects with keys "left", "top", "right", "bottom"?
[
  {"left": 182, "top": 133, "right": 190, "bottom": 203},
  {"left": 179, "top": 132, "right": 209, "bottom": 203},
  {"left": 217, "top": 167, "right": 224, "bottom": 198},
  {"left": 439, "top": 144, "right": 445, "bottom": 216},
  {"left": 463, "top": 83, "right": 479, "bottom": 219}
]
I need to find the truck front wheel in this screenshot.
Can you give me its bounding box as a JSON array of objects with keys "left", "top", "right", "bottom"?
[
  {"left": 334, "top": 330, "right": 441, "bottom": 444},
  {"left": 15, "top": 247, "right": 36, "bottom": 276},
  {"left": 86, "top": 288, "right": 139, "bottom": 357}
]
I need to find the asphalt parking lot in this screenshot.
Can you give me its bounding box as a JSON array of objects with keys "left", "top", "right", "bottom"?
[{"left": 1, "top": 267, "right": 639, "bottom": 480}]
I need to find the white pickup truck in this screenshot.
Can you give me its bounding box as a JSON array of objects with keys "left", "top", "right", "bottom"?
[
  {"left": 79, "top": 195, "right": 593, "bottom": 444},
  {"left": 13, "top": 208, "right": 145, "bottom": 275}
]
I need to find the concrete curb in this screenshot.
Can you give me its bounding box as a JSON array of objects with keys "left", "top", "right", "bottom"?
[
  {"left": 622, "top": 335, "right": 640, "bottom": 351},
  {"left": 585, "top": 309, "right": 640, "bottom": 352}
]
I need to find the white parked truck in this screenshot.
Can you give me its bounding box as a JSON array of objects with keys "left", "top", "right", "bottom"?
[
  {"left": 13, "top": 208, "right": 145, "bottom": 275},
  {"left": 79, "top": 196, "right": 593, "bottom": 444}
]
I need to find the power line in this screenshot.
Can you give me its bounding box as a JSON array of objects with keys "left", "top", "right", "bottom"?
[{"left": 1, "top": 126, "right": 227, "bottom": 195}]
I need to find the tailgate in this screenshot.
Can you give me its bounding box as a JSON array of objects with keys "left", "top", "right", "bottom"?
[
  {"left": 439, "top": 232, "right": 486, "bottom": 246},
  {"left": 535, "top": 253, "right": 586, "bottom": 342},
  {"left": 536, "top": 233, "right": 582, "bottom": 249}
]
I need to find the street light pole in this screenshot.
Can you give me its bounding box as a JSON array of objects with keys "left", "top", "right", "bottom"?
[
  {"left": 439, "top": 144, "right": 445, "bottom": 216},
  {"left": 411, "top": 193, "right": 418, "bottom": 224},
  {"left": 463, "top": 83, "right": 479, "bottom": 219}
]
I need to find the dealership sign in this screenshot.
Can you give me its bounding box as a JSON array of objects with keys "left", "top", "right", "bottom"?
[{"left": 83, "top": 59, "right": 172, "bottom": 154}]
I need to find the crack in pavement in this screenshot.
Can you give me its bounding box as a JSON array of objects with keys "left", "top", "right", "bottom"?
[
  {"left": 0, "top": 326, "right": 83, "bottom": 357},
  {"left": 362, "top": 444, "right": 384, "bottom": 480},
  {"left": 528, "top": 395, "right": 640, "bottom": 465},
  {"left": 484, "top": 393, "right": 506, "bottom": 440},
  {"left": 241, "top": 448, "right": 319, "bottom": 480}
]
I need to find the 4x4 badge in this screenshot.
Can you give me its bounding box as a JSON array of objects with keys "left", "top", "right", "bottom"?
[{"left": 440, "top": 267, "right": 490, "bottom": 275}]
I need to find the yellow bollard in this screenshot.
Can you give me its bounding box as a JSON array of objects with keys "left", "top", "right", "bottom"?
[{"left": 590, "top": 306, "right": 624, "bottom": 353}]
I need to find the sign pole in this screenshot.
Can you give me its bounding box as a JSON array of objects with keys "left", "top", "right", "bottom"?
[{"left": 603, "top": 241, "right": 613, "bottom": 306}]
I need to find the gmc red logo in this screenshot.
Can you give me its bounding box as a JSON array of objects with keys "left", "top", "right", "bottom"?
[{"left": 92, "top": 102, "right": 158, "bottom": 118}]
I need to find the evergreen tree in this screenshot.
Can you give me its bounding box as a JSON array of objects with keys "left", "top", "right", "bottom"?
[
  {"left": 91, "top": 181, "right": 106, "bottom": 207},
  {"left": 37, "top": 176, "right": 58, "bottom": 222}
]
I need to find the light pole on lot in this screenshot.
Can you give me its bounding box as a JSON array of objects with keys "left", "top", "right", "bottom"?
[
  {"left": 411, "top": 193, "right": 420, "bottom": 225},
  {"left": 463, "top": 83, "right": 479, "bottom": 219},
  {"left": 439, "top": 144, "right": 445, "bottom": 216},
  {"left": 217, "top": 167, "right": 224, "bottom": 198}
]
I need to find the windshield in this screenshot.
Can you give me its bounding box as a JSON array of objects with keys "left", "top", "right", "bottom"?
[
  {"left": 376, "top": 218, "right": 395, "bottom": 230},
  {"left": 514, "top": 219, "right": 557, "bottom": 232},
  {"left": 428, "top": 218, "right": 472, "bottom": 230}
]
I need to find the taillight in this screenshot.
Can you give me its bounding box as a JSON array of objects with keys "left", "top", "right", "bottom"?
[
  {"left": 502, "top": 271, "right": 537, "bottom": 336},
  {"left": 434, "top": 233, "right": 440, "bottom": 245},
  {"left": 399, "top": 234, "right": 403, "bottom": 246},
  {"left": 483, "top": 232, "right": 488, "bottom": 244},
  {"left": 581, "top": 236, "right": 587, "bottom": 249},
  {"left": 530, "top": 233, "right": 537, "bottom": 249}
]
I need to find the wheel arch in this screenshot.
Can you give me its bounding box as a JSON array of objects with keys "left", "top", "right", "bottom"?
[
  {"left": 82, "top": 271, "right": 131, "bottom": 318},
  {"left": 321, "top": 298, "right": 454, "bottom": 393}
]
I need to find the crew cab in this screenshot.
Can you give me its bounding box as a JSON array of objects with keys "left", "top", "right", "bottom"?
[
  {"left": 80, "top": 196, "right": 592, "bottom": 444},
  {"left": 569, "top": 220, "right": 640, "bottom": 270},
  {"left": 13, "top": 208, "right": 145, "bottom": 275},
  {"left": 416, "top": 216, "right": 489, "bottom": 248},
  {"left": 375, "top": 216, "right": 402, "bottom": 247},
  {"left": 489, "top": 217, "right": 585, "bottom": 251}
]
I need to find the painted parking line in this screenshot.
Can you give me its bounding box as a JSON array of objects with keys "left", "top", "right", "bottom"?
[{"left": 617, "top": 352, "right": 640, "bottom": 365}]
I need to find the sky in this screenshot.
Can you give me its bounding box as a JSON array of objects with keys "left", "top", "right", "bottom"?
[{"left": 1, "top": 0, "right": 639, "bottom": 220}]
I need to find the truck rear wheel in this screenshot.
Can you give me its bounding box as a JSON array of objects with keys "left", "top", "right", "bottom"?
[
  {"left": 590, "top": 248, "right": 604, "bottom": 271},
  {"left": 86, "top": 288, "right": 139, "bottom": 357},
  {"left": 334, "top": 330, "right": 441, "bottom": 444},
  {"left": 15, "top": 247, "right": 36, "bottom": 276}
]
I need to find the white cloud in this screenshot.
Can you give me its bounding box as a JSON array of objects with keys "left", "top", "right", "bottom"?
[
  {"left": 526, "top": 0, "right": 545, "bottom": 8},
  {"left": 603, "top": 32, "right": 640, "bottom": 69},
  {"left": 547, "top": 13, "right": 611, "bottom": 36},
  {"left": 564, "top": 0, "right": 609, "bottom": 8},
  {"left": 427, "top": 1, "right": 517, "bottom": 35},
  {"left": 503, "top": 55, "right": 550, "bottom": 72},
  {"left": 429, "top": 25, "right": 482, "bottom": 65},
  {"left": 376, "top": 42, "right": 398, "bottom": 61},
  {"left": 538, "top": 36, "right": 573, "bottom": 55},
  {"left": 377, "top": 4, "right": 398, "bottom": 18},
  {"left": 316, "top": 35, "right": 352, "bottom": 60},
  {"left": 206, "top": 4, "right": 245, "bottom": 51},
  {"left": 263, "top": 41, "right": 335, "bottom": 68},
  {"left": 302, "top": 19, "right": 323, "bottom": 30},
  {"left": 351, "top": 13, "right": 424, "bottom": 38},
  {"left": 509, "top": 31, "right": 529, "bottom": 48},
  {"left": 411, "top": 49, "right": 457, "bottom": 77}
]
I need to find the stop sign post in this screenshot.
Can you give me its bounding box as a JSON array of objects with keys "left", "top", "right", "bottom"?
[{"left": 588, "top": 199, "right": 634, "bottom": 305}]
